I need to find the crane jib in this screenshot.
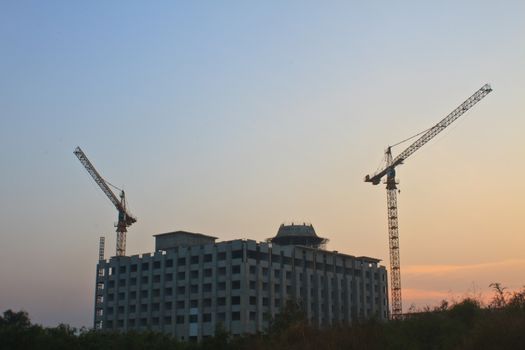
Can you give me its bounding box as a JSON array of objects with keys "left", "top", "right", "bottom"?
[{"left": 365, "top": 84, "right": 492, "bottom": 183}]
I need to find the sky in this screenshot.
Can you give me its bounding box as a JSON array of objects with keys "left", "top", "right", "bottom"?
[{"left": 0, "top": 1, "right": 524, "bottom": 328}]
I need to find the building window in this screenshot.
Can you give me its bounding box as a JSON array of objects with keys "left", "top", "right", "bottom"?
[
  {"left": 129, "top": 305, "right": 136, "bottom": 313},
  {"left": 189, "top": 315, "right": 198, "bottom": 323},
  {"left": 166, "top": 259, "right": 173, "bottom": 268},
  {"left": 203, "top": 313, "right": 212, "bottom": 322},
  {"left": 130, "top": 277, "right": 137, "bottom": 285},
  {"left": 177, "top": 257, "right": 186, "bottom": 265},
  {"left": 231, "top": 280, "right": 241, "bottom": 290},
  {"left": 153, "top": 289, "right": 160, "bottom": 297},
  {"left": 249, "top": 281, "right": 256, "bottom": 290},
  {"left": 217, "top": 312, "right": 226, "bottom": 321},
  {"left": 204, "top": 268, "right": 213, "bottom": 277},
  {"left": 153, "top": 303, "right": 160, "bottom": 311},
  {"left": 274, "top": 270, "right": 281, "bottom": 278},
  {"left": 176, "top": 300, "right": 185, "bottom": 309},
  {"left": 190, "top": 256, "right": 199, "bottom": 264},
  {"left": 217, "top": 297, "right": 226, "bottom": 306},
  {"left": 231, "top": 250, "right": 243, "bottom": 260},
  {"left": 165, "top": 302, "right": 172, "bottom": 310},
  {"left": 203, "top": 298, "right": 212, "bottom": 307},
  {"left": 119, "top": 266, "right": 127, "bottom": 274},
  {"left": 249, "top": 296, "right": 256, "bottom": 305},
  {"left": 232, "top": 312, "right": 240, "bottom": 321},
  {"left": 140, "top": 304, "right": 148, "bottom": 312},
  {"left": 247, "top": 250, "right": 257, "bottom": 260},
  {"left": 165, "top": 274, "right": 173, "bottom": 282},
  {"left": 165, "top": 287, "right": 173, "bottom": 296},
  {"left": 130, "top": 264, "right": 138, "bottom": 272},
  {"left": 218, "top": 252, "right": 226, "bottom": 260},
  {"left": 177, "top": 271, "right": 185, "bottom": 280},
  {"left": 190, "top": 299, "right": 198, "bottom": 308},
  {"left": 231, "top": 296, "right": 240, "bottom": 305},
  {"left": 203, "top": 283, "right": 212, "bottom": 292},
  {"left": 249, "top": 265, "right": 256, "bottom": 274},
  {"left": 232, "top": 265, "right": 241, "bottom": 274},
  {"left": 142, "top": 263, "right": 149, "bottom": 271},
  {"left": 249, "top": 311, "right": 256, "bottom": 321},
  {"left": 203, "top": 254, "right": 212, "bottom": 263},
  {"left": 164, "top": 316, "right": 172, "bottom": 324},
  {"left": 190, "top": 285, "right": 199, "bottom": 293},
  {"left": 190, "top": 270, "right": 199, "bottom": 279},
  {"left": 153, "top": 275, "right": 161, "bottom": 283},
  {"left": 141, "top": 276, "right": 148, "bottom": 284},
  {"left": 153, "top": 261, "right": 161, "bottom": 269},
  {"left": 218, "top": 267, "right": 226, "bottom": 276},
  {"left": 177, "top": 286, "right": 185, "bottom": 294},
  {"left": 176, "top": 315, "right": 185, "bottom": 324},
  {"left": 218, "top": 282, "right": 226, "bottom": 291},
  {"left": 141, "top": 290, "right": 148, "bottom": 298}
]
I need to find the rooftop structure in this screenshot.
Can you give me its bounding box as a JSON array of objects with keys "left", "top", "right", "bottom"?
[
  {"left": 269, "top": 223, "right": 328, "bottom": 249},
  {"left": 154, "top": 231, "right": 218, "bottom": 251}
]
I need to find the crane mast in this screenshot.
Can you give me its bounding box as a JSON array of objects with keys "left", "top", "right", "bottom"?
[
  {"left": 74, "top": 146, "right": 136, "bottom": 257},
  {"left": 365, "top": 84, "right": 492, "bottom": 318}
]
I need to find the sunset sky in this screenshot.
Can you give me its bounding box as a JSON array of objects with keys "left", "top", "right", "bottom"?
[{"left": 1, "top": 1, "right": 524, "bottom": 328}]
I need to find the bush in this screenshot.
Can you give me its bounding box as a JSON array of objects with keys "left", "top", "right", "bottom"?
[{"left": 2, "top": 285, "right": 524, "bottom": 350}]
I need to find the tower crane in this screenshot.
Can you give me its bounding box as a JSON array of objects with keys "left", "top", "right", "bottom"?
[
  {"left": 364, "top": 84, "right": 492, "bottom": 318},
  {"left": 74, "top": 146, "right": 136, "bottom": 257}
]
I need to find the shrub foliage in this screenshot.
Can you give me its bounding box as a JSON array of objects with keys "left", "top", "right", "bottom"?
[{"left": 1, "top": 285, "right": 524, "bottom": 350}]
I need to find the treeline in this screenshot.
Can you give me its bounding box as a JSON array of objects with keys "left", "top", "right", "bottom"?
[{"left": 1, "top": 284, "right": 524, "bottom": 350}]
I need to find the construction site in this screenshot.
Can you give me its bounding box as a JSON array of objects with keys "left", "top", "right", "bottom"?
[{"left": 74, "top": 84, "right": 493, "bottom": 338}]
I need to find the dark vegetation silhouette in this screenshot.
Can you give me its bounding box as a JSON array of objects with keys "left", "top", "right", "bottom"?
[{"left": 1, "top": 284, "right": 524, "bottom": 350}]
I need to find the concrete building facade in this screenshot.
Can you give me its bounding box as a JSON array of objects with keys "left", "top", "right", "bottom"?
[{"left": 94, "top": 225, "right": 388, "bottom": 340}]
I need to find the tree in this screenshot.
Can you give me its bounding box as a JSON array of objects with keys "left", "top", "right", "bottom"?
[{"left": 1, "top": 310, "right": 31, "bottom": 328}]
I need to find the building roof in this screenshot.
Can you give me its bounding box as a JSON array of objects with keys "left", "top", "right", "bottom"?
[
  {"left": 153, "top": 230, "right": 218, "bottom": 240},
  {"left": 269, "top": 223, "right": 328, "bottom": 248},
  {"left": 275, "top": 223, "right": 318, "bottom": 238}
]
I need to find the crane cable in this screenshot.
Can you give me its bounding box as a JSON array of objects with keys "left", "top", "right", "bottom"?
[
  {"left": 390, "top": 126, "right": 432, "bottom": 149},
  {"left": 105, "top": 179, "right": 123, "bottom": 192}
]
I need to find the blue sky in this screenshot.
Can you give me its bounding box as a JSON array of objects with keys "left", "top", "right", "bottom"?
[{"left": 1, "top": 1, "right": 524, "bottom": 327}]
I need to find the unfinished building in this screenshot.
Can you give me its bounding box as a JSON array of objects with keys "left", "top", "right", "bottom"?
[{"left": 94, "top": 223, "right": 388, "bottom": 340}]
